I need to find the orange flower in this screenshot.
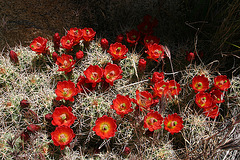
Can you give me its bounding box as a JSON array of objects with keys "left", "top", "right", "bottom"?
[
  {"left": 203, "top": 104, "right": 219, "bottom": 119},
  {"left": 108, "top": 42, "right": 128, "bottom": 61},
  {"left": 92, "top": 115, "right": 117, "bottom": 139},
  {"left": 195, "top": 92, "right": 213, "bottom": 108},
  {"left": 60, "top": 35, "right": 74, "bottom": 51},
  {"left": 132, "top": 90, "right": 158, "bottom": 110},
  {"left": 111, "top": 94, "right": 133, "bottom": 118},
  {"left": 30, "top": 36, "right": 48, "bottom": 54},
  {"left": 51, "top": 126, "right": 75, "bottom": 150},
  {"left": 144, "top": 111, "right": 163, "bottom": 132},
  {"left": 67, "top": 27, "right": 83, "bottom": 45},
  {"left": 83, "top": 65, "right": 103, "bottom": 88},
  {"left": 126, "top": 29, "right": 140, "bottom": 46},
  {"left": 152, "top": 81, "right": 169, "bottom": 98},
  {"left": 55, "top": 80, "right": 78, "bottom": 102},
  {"left": 145, "top": 43, "right": 165, "bottom": 62},
  {"left": 190, "top": 75, "right": 209, "bottom": 92},
  {"left": 52, "top": 105, "right": 77, "bottom": 127},
  {"left": 168, "top": 80, "right": 181, "bottom": 96},
  {"left": 214, "top": 75, "right": 230, "bottom": 91},
  {"left": 56, "top": 54, "right": 76, "bottom": 74},
  {"left": 103, "top": 63, "right": 123, "bottom": 86},
  {"left": 164, "top": 113, "right": 184, "bottom": 135},
  {"left": 143, "top": 35, "right": 160, "bottom": 48},
  {"left": 82, "top": 28, "right": 96, "bottom": 42}
]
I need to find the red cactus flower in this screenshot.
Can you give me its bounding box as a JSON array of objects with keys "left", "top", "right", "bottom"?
[
  {"left": 52, "top": 105, "right": 77, "bottom": 127},
  {"left": 111, "top": 94, "right": 133, "bottom": 118},
  {"left": 108, "top": 42, "right": 128, "bottom": 61},
  {"left": 67, "top": 27, "right": 83, "bottom": 45},
  {"left": 60, "top": 35, "right": 74, "bottom": 51},
  {"left": 56, "top": 54, "right": 76, "bottom": 74},
  {"left": 133, "top": 90, "right": 158, "bottom": 110},
  {"left": 144, "top": 111, "right": 163, "bottom": 132},
  {"left": 27, "top": 124, "right": 41, "bottom": 133},
  {"left": 51, "top": 126, "right": 75, "bottom": 150},
  {"left": 150, "top": 72, "right": 164, "bottom": 83},
  {"left": 195, "top": 92, "right": 213, "bottom": 108},
  {"left": 55, "top": 80, "right": 78, "bottom": 102},
  {"left": 115, "top": 34, "right": 124, "bottom": 43},
  {"left": 82, "top": 28, "right": 96, "bottom": 42},
  {"left": 76, "top": 50, "right": 84, "bottom": 60},
  {"left": 100, "top": 38, "right": 109, "bottom": 50},
  {"left": 92, "top": 115, "right": 117, "bottom": 139},
  {"left": 164, "top": 113, "right": 184, "bottom": 135},
  {"left": 214, "top": 75, "right": 230, "bottom": 91},
  {"left": 103, "top": 63, "right": 123, "bottom": 86},
  {"left": 210, "top": 88, "right": 225, "bottom": 104},
  {"left": 143, "top": 35, "right": 160, "bottom": 48},
  {"left": 53, "top": 33, "right": 60, "bottom": 51},
  {"left": 30, "top": 36, "right": 48, "bottom": 54},
  {"left": 190, "top": 75, "right": 209, "bottom": 92},
  {"left": 126, "top": 29, "right": 140, "bottom": 46},
  {"left": 45, "top": 113, "right": 53, "bottom": 122},
  {"left": 146, "top": 43, "right": 165, "bottom": 62},
  {"left": 203, "top": 104, "right": 219, "bottom": 119},
  {"left": 9, "top": 50, "right": 19, "bottom": 64},
  {"left": 168, "top": 80, "right": 181, "bottom": 96},
  {"left": 84, "top": 65, "right": 103, "bottom": 88},
  {"left": 152, "top": 81, "right": 169, "bottom": 98},
  {"left": 138, "top": 58, "right": 146, "bottom": 72},
  {"left": 52, "top": 52, "right": 59, "bottom": 62}
]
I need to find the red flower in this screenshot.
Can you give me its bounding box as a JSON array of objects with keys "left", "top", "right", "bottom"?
[
  {"left": 103, "top": 63, "right": 123, "bottom": 86},
  {"left": 115, "top": 34, "right": 124, "bottom": 43},
  {"left": 138, "top": 58, "right": 146, "bottom": 72},
  {"left": 186, "top": 51, "right": 195, "bottom": 61},
  {"left": 203, "top": 104, "right": 219, "bottom": 119},
  {"left": 52, "top": 52, "right": 59, "bottom": 62},
  {"left": 53, "top": 33, "right": 60, "bottom": 51},
  {"left": 164, "top": 113, "right": 184, "bottom": 135},
  {"left": 133, "top": 90, "right": 158, "bottom": 110},
  {"left": 45, "top": 113, "right": 53, "bottom": 122},
  {"left": 146, "top": 43, "right": 165, "bottom": 62},
  {"left": 126, "top": 29, "right": 140, "bottom": 46},
  {"left": 55, "top": 80, "right": 78, "bottom": 102},
  {"left": 51, "top": 126, "right": 75, "bottom": 150},
  {"left": 84, "top": 65, "right": 103, "bottom": 88},
  {"left": 101, "top": 38, "right": 109, "bottom": 50},
  {"left": 56, "top": 54, "right": 76, "bottom": 74},
  {"left": 52, "top": 105, "right": 77, "bottom": 127},
  {"left": 76, "top": 50, "right": 84, "bottom": 60},
  {"left": 27, "top": 124, "right": 41, "bottom": 133},
  {"left": 150, "top": 72, "right": 164, "bottom": 83},
  {"left": 190, "top": 75, "right": 209, "bottom": 92},
  {"left": 210, "top": 88, "right": 225, "bottom": 104},
  {"left": 214, "top": 75, "right": 230, "bottom": 91},
  {"left": 144, "top": 111, "right": 163, "bottom": 132},
  {"left": 195, "top": 92, "right": 213, "bottom": 108},
  {"left": 152, "top": 81, "right": 169, "bottom": 98},
  {"left": 108, "top": 42, "right": 128, "bottom": 61},
  {"left": 30, "top": 36, "right": 48, "bottom": 54},
  {"left": 143, "top": 35, "right": 160, "bottom": 48},
  {"left": 67, "top": 27, "right": 83, "bottom": 45},
  {"left": 111, "top": 94, "right": 133, "bottom": 118},
  {"left": 168, "top": 80, "right": 181, "bottom": 96},
  {"left": 92, "top": 115, "right": 117, "bottom": 139},
  {"left": 82, "top": 28, "right": 96, "bottom": 42},
  {"left": 60, "top": 35, "right": 74, "bottom": 51},
  {"left": 9, "top": 50, "right": 19, "bottom": 64}
]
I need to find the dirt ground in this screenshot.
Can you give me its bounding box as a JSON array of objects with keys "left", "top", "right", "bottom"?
[{"left": 0, "top": 0, "right": 164, "bottom": 51}]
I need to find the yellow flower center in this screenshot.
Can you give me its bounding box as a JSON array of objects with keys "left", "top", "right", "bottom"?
[
  {"left": 60, "top": 113, "right": 67, "bottom": 120},
  {"left": 59, "top": 134, "right": 67, "bottom": 142}
]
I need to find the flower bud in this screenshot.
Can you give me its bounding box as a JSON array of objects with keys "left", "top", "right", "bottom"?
[
  {"left": 27, "top": 124, "right": 41, "bottom": 133},
  {"left": 124, "top": 147, "right": 131, "bottom": 155},
  {"left": 45, "top": 113, "right": 53, "bottom": 122},
  {"left": 54, "top": 33, "right": 60, "bottom": 51},
  {"left": 21, "top": 131, "right": 30, "bottom": 141},
  {"left": 186, "top": 52, "right": 195, "bottom": 61},
  {"left": 138, "top": 58, "right": 146, "bottom": 72},
  {"left": 76, "top": 50, "right": 84, "bottom": 60},
  {"left": 150, "top": 72, "right": 164, "bottom": 83},
  {"left": 20, "top": 99, "right": 30, "bottom": 108},
  {"left": 100, "top": 38, "right": 109, "bottom": 50},
  {"left": 52, "top": 52, "right": 59, "bottom": 62},
  {"left": 9, "top": 50, "right": 19, "bottom": 64}
]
